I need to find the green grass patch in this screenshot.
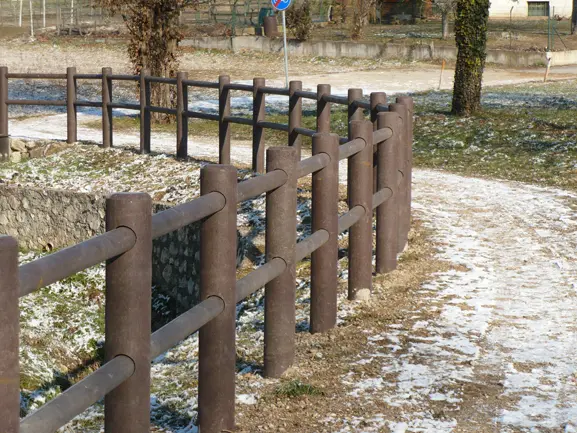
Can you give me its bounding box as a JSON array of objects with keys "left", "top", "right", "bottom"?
[
  {"left": 274, "top": 380, "right": 324, "bottom": 398},
  {"left": 413, "top": 80, "right": 577, "bottom": 190},
  {"left": 83, "top": 108, "right": 350, "bottom": 148}
]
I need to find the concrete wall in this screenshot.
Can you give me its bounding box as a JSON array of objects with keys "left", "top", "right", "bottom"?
[
  {"left": 0, "top": 184, "right": 246, "bottom": 321},
  {"left": 549, "top": 49, "right": 577, "bottom": 65},
  {"left": 182, "top": 36, "right": 557, "bottom": 66}
]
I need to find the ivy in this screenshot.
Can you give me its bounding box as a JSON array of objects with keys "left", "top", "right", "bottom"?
[{"left": 451, "top": 0, "right": 490, "bottom": 116}]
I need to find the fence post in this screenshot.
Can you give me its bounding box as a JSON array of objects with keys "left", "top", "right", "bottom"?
[
  {"left": 105, "top": 193, "right": 152, "bottom": 433},
  {"left": 176, "top": 71, "right": 188, "bottom": 159},
  {"left": 390, "top": 102, "right": 408, "bottom": 253},
  {"left": 288, "top": 80, "right": 302, "bottom": 160},
  {"left": 66, "top": 66, "right": 77, "bottom": 144},
  {"left": 348, "top": 120, "right": 373, "bottom": 301},
  {"left": 253, "top": 77, "right": 266, "bottom": 173},
  {"left": 347, "top": 88, "right": 364, "bottom": 134},
  {"left": 370, "top": 92, "right": 386, "bottom": 192},
  {"left": 0, "top": 66, "right": 8, "bottom": 137},
  {"left": 0, "top": 236, "right": 19, "bottom": 433},
  {"left": 316, "top": 84, "right": 331, "bottom": 133},
  {"left": 139, "top": 68, "right": 151, "bottom": 154},
  {"left": 376, "top": 111, "right": 400, "bottom": 274},
  {"left": 265, "top": 146, "right": 297, "bottom": 377},
  {"left": 311, "top": 133, "right": 339, "bottom": 333},
  {"left": 219, "top": 75, "right": 231, "bottom": 164},
  {"left": 397, "top": 95, "right": 414, "bottom": 246},
  {"left": 198, "top": 165, "right": 237, "bottom": 433},
  {"left": 102, "top": 67, "right": 112, "bottom": 148}
]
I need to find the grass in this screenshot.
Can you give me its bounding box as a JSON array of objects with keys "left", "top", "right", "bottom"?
[
  {"left": 274, "top": 380, "right": 325, "bottom": 398},
  {"left": 82, "top": 107, "right": 350, "bottom": 148},
  {"left": 412, "top": 79, "right": 577, "bottom": 190}
]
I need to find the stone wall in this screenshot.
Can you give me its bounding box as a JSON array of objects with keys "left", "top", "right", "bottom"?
[
  {"left": 0, "top": 184, "right": 245, "bottom": 321},
  {"left": 8, "top": 138, "right": 73, "bottom": 163}
]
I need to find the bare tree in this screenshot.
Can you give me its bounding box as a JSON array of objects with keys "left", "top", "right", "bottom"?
[
  {"left": 29, "top": 0, "right": 34, "bottom": 37},
  {"left": 99, "top": 0, "right": 199, "bottom": 122},
  {"left": 571, "top": 0, "right": 577, "bottom": 35},
  {"left": 351, "top": 0, "right": 375, "bottom": 39},
  {"left": 433, "top": 0, "right": 457, "bottom": 39}
]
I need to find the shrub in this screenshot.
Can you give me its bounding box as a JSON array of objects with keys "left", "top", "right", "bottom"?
[{"left": 286, "top": 0, "right": 314, "bottom": 41}]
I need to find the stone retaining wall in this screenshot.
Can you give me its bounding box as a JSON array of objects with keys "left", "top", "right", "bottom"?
[{"left": 0, "top": 184, "right": 246, "bottom": 320}]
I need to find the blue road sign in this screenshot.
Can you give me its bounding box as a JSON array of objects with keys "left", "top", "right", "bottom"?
[{"left": 271, "top": 0, "right": 292, "bottom": 12}]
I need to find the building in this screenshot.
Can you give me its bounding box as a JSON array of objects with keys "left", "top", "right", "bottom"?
[{"left": 489, "top": 0, "right": 571, "bottom": 18}]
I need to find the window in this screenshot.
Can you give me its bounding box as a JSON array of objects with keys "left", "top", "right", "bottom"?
[{"left": 528, "top": 1, "right": 549, "bottom": 16}]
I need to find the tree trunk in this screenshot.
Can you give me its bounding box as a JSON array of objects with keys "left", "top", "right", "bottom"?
[
  {"left": 572, "top": 0, "right": 577, "bottom": 34},
  {"left": 29, "top": 0, "right": 34, "bottom": 37},
  {"left": 451, "top": 0, "right": 489, "bottom": 116},
  {"left": 441, "top": 12, "right": 449, "bottom": 39}
]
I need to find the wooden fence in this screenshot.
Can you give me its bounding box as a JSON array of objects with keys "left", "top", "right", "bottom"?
[{"left": 0, "top": 68, "right": 414, "bottom": 433}]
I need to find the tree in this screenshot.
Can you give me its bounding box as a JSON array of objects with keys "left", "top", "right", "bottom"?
[
  {"left": 451, "top": 0, "right": 489, "bottom": 115},
  {"left": 433, "top": 0, "right": 457, "bottom": 39},
  {"left": 286, "top": 0, "right": 313, "bottom": 41},
  {"left": 99, "top": 0, "right": 196, "bottom": 121},
  {"left": 571, "top": 0, "right": 577, "bottom": 35},
  {"left": 351, "top": 0, "right": 375, "bottom": 39}
]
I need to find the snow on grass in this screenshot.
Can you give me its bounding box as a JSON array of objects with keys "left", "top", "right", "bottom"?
[{"left": 320, "top": 169, "right": 577, "bottom": 432}]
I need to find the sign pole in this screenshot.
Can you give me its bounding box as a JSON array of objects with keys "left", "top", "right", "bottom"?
[{"left": 282, "top": 10, "right": 289, "bottom": 88}]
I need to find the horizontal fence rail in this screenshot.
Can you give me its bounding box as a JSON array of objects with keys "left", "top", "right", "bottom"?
[
  {"left": 0, "top": 67, "right": 413, "bottom": 433},
  {"left": 0, "top": 67, "right": 393, "bottom": 173}
]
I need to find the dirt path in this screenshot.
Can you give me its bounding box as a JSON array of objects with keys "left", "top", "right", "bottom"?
[
  {"left": 322, "top": 169, "right": 577, "bottom": 432},
  {"left": 8, "top": 103, "right": 577, "bottom": 432}
]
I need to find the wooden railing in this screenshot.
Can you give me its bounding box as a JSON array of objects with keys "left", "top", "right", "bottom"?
[
  {"left": 0, "top": 66, "right": 404, "bottom": 173},
  {"left": 0, "top": 68, "right": 414, "bottom": 433}
]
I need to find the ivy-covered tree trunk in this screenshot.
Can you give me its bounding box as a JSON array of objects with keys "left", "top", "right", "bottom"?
[
  {"left": 100, "top": 0, "right": 188, "bottom": 123},
  {"left": 451, "top": 0, "right": 489, "bottom": 115}
]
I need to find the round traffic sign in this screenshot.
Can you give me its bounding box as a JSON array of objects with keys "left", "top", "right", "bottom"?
[{"left": 271, "top": 0, "right": 292, "bottom": 11}]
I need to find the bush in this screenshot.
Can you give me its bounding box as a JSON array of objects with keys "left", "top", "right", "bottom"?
[{"left": 286, "top": 0, "right": 314, "bottom": 41}]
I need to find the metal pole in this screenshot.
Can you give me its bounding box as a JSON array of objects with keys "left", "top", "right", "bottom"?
[
  {"left": 139, "top": 68, "right": 151, "bottom": 154},
  {"left": 316, "top": 84, "right": 331, "bottom": 133},
  {"left": 348, "top": 120, "right": 373, "bottom": 301},
  {"left": 66, "top": 66, "right": 77, "bottom": 144},
  {"left": 105, "top": 193, "right": 153, "bottom": 433},
  {"left": 101, "top": 67, "right": 112, "bottom": 148},
  {"left": 265, "top": 146, "right": 297, "bottom": 377},
  {"left": 376, "top": 111, "right": 400, "bottom": 274},
  {"left": 282, "top": 10, "right": 289, "bottom": 88},
  {"left": 252, "top": 77, "right": 266, "bottom": 173},
  {"left": 288, "top": 80, "right": 302, "bottom": 160},
  {"left": 198, "top": 165, "right": 237, "bottom": 433},
  {"left": 0, "top": 236, "right": 20, "bottom": 433},
  {"left": 219, "top": 75, "right": 231, "bottom": 164},
  {"left": 310, "top": 133, "right": 339, "bottom": 333},
  {"left": 176, "top": 71, "right": 188, "bottom": 159}
]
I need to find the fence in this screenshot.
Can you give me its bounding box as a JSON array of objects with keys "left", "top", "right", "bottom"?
[{"left": 0, "top": 68, "right": 414, "bottom": 433}]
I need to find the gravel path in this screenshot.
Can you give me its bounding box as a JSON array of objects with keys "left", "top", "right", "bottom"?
[{"left": 328, "top": 170, "right": 577, "bottom": 432}]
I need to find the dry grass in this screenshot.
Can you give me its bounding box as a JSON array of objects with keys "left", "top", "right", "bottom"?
[{"left": 235, "top": 218, "right": 457, "bottom": 432}]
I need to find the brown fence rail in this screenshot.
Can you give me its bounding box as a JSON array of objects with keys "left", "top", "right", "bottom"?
[
  {"left": 0, "top": 66, "right": 398, "bottom": 173},
  {"left": 0, "top": 67, "right": 414, "bottom": 433}
]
